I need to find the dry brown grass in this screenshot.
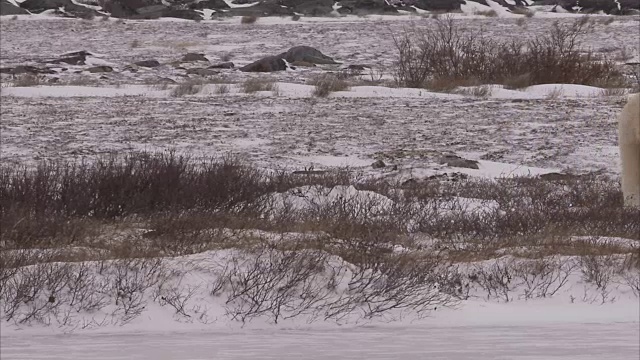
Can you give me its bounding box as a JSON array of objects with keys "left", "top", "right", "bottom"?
[
  {"left": 2, "top": 152, "right": 638, "bottom": 259},
  {"left": 11, "top": 74, "right": 41, "bottom": 87},
  {"left": 308, "top": 74, "right": 350, "bottom": 97},
  {"left": 170, "top": 79, "right": 205, "bottom": 97},
  {"left": 241, "top": 15, "right": 258, "bottom": 24},
  {"left": 393, "top": 17, "right": 625, "bottom": 90},
  {"left": 474, "top": 9, "right": 498, "bottom": 17},
  {"left": 241, "top": 77, "right": 277, "bottom": 93}
]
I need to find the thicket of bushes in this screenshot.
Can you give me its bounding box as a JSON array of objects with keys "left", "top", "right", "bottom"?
[{"left": 393, "top": 17, "right": 626, "bottom": 90}]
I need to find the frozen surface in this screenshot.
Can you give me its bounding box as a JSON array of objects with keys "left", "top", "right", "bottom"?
[
  {"left": 1, "top": 15, "right": 639, "bottom": 360},
  {"left": 2, "top": 322, "right": 638, "bottom": 360}
]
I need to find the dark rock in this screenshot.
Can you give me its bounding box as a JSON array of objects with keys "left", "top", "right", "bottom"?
[
  {"left": 87, "top": 65, "right": 113, "bottom": 73},
  {"left": 20, "top": 0, "right": 100, "bottom": 16},
  {"left": 162, "top": 8, "right": 202, "bottom": 20},
  {"left": 1, "top": 65, "right": 57, "bottom": 74},
  {"left": 182, "top": 53, "right": 209, "bottom": 62},
  {"left": 337, "top": 0, "right": 398, "bottom": 14},
  {"left": 534, "top": 0, "right": 639, "bottom": 13},
  {"left": 135, "top": 4, "right": 166, "bottom": 17},
  {"left": 292, "top": 170, "right": 328, "bottom": 175},
  {"left": 290, "top": 60, "right": 316, "bottom": 67},
  {"left": 348, "top": 64, "right": 370, "bottom": 71},
  {"left": 538, "top": 172, "right": 580, "bottom": 181},
  {"left": 62, "top": 50, "right": 93, "bottom": 58},
  {"left": 19, "top": 0, "right": 70, "bottom": 12},
  {"left": 135, "top": 59, "right": 161, "bottom": 68},
  {"left": 240, "top": 56, "right": 287, "bottom": 72},
  {"left": 426, "top": 172, "right": 469, "bottom": 182},
  {"left": 46, "top": 51, "right": 90, "bottom": 65},
  {"left": 439, "top": 154, "right": 479, "bottom": 169},
  {"left": 371, "top": 159, "right": 386, "bottom": 169},
  {"left": 1, "top": 0, "right": 30, "bottom": 15},
  {"left": 187, "top": 0, "right": 229, "bottom": 10},
  {"left": 278, "top": 46, "right": 338, "bottom": 65},
  {"left": 412, "top": 0, "right": 464, "bottom": 11},
  {"left": 402, "top": 178, "right": 417, "bottom": 186},
  {"left": 186, "top": 68, "right": 219, "bottom": 76},
  {"left": 279, "top": 0, "right": 334, "bottom": 15},
  {"left": 208, "top": 61, "right": 235, "bottom": 69},
  {"left": 103, "top": 0, "right": 176, "bottom": 18}
]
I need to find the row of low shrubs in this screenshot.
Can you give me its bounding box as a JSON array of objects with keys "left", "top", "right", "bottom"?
[
  {"left": 392, "top": 16, "right": 627, "bottom": 91},
  {"left": 1, "top": 151, "right": 638, "bottom": 257}
]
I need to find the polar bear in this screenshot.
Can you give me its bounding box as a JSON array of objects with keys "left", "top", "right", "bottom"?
[{"left": 619, "top": 93, "right": 640, "bottom": 207}]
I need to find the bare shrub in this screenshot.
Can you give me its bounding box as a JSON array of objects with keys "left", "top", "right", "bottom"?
[
  {"left": 107, "top": 258, "right": 170, "bottom": 323},
  {"left": 241, "top": 15, "right": 258, "bottom": 24},
  {"left": 309, "top": 74, "right": 350, "bottom": 97},
  {"left": 470, "top": 258, "right": 519, "bottom": 302},
  {"left": 456, "top": 85, "right": 492, "bottom": 97},
  {"left": 322, "top": 252, "right": 457, "bottom": 321},
  {"left": 600, "top": 88, "right": 627, "bottom": 97},
  {"left": 600, "top": 17, "right": 615, "bottom": 25},
  {"left": 510, "top": 6, "right": 534, "bottom": 17},
  {"left": 515, "top": 257, "right": 577, "bottom": 300},
  {"left": 170, "top": 79, "right": 205, "bottom": 97},
  {"left": 215, "top": 83, "right": 230, "bottom": 94},
  {"left": 579, "top": 255, "right": 619, "bottom": 303},
  {"left": 217, "top": 245, "right": 337, "bottom": 324},
  {"left": 214, "top": 244, "right": 456, "bottom": 324},
  {"left": 242, "top": 77, "right": 277, "bottom": 93},
  {"left": 155, "top": 283, "right": 200, "bottom": 318},
  {"left": 474, "top": 9, "right": 497, "bottom": 17},
  {"left": 63, "top": 75, "right": 99, "bottom": 86},
  {"left": 12, "top": 74, "right": 41, "bottom": 87},
  {"left": 393, "top": 17, "right": 624, "bottom": 89}
]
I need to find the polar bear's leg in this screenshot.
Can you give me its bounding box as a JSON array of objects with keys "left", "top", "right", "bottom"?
[{"left": 619, "top": 93, "right": 640, "bottom": 207}]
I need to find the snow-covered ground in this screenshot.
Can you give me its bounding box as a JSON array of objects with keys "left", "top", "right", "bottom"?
[
  {"left": 2, "top": 322, "right": 638, "bottom": 360},
  {"left": 1, "top": 15, "right": 639, "bottom": 359}
]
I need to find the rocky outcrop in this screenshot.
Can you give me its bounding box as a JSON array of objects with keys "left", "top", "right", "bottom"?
[
  {"left": 240, "top": 46, "right": 337, "bottom": 72},
  {"left": 337, "top": 0, "right": 398, "bottom": 14},
  {"left": 1, "top": 0, "right": 30, "bottom": 15},
  {"left": 278, "top": 46, "right": 338, "bottom": 65},
  {"left": 532, "top": 0, "right": 639, "bottom": 13},
  {"left": 279, "top": 0, "right": 334, "bottom": 15},
  {"left": 240, "top": 56, "right": 287, "bottom": 72},
  {"left": 19, "top": 0, "right": 100, "bottom": 17},
  {"left": 209, "top": 62, "right": 235, "bottom": 69},
  {"left": 413, "top": 0, "right": 465, "bottom": 11},
  {"left": 0, "top": 65, "right": 57, "bottom": 74},
  {"left": 439, "top": 154, "right": 479, "bottom": 169},
  {"left": 45, "top": 51, "right": 93, "bottom": 66},
  {"left": 135, "top": 59, "right": 161, "bottom": 67},
  {"left": 6, "top": 0, "right": 640, "bottom": 18},
  {"left": 182, "top": 53, "right": 209, "bottom": 62}
]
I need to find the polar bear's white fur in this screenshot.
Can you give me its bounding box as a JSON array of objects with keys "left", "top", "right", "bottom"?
[{"left": 619, "top": 93, "right": 640, "bottom": 207}]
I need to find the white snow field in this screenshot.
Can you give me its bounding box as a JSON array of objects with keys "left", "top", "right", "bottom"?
[
  {"left": 2, "top": 322, "right": 639, "bottom": 360},
  {"left": 1, "top": 13, "right": 640, "bottom": 360}
]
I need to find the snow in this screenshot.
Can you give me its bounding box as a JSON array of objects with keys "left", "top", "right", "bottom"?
[
  {"left": 1, "top": 249, "right": 638, "bottom": 358},
  {"left": 0, "top": 83, "right": 617, "bottom": 100},
  {"left": 1, "top": 322, "right": 638, "bottom": 359},
  {"left": 1, "top": 15, "right": 639, "bottom": 359}
]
